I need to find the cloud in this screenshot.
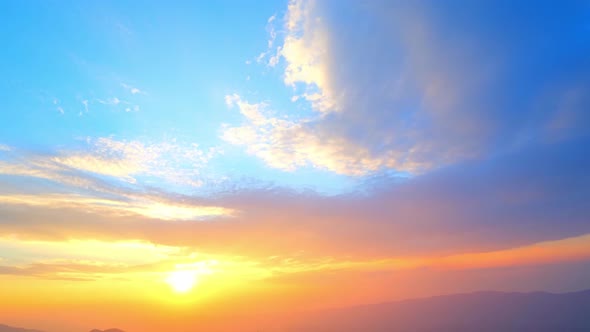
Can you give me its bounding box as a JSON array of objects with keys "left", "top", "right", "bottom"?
[
  {"left": 121, "top": 83, "right": 145, "bottom": 95},
  {"left": 98, "top": 97, "right": 121, "bottom": 105},
  {"left": 0, "top": 134, "right": 589, "bottom": 301},
  {"left": 229, "top": 0, "right": 590, "bottom": 176},
  {"left": 52, "top": 98, "right": 65, "bottom": 114},
  {"left": 57, "top": 137, "right": 218, "bottom": 186},
  {"left": 0, "top": 137, "right": 221, "bottom": 189},
  {"left": 212, "top": 137, "right": 590, "bottom": 258},
  {"left": 81, "top": 99, "right": 89, "bottom": 114},
  {"left": 96, "top": 94, "right": 142, "bottom": 113},
  {"left": 0, "top": 193, "right": 233, "bottom": 221},
  {"left": 125, "top": 105, "right": 140, "bottom": 112},
  {"left": 281, "top": 0, "right": 335, "bottom": 112},
  {"left": 222, "top": 94, "right": 419, "bottom": 175},
  {"left": 1, "top": 136, "right": 589, "bottom": 260},
  {"left": 254, "top": 13, "right": 282, "bottom": 67},
  {"left": 0, "top": 237, "right": 227, "bottom": 283},
  {"left": 0, "top": 137, "right": 230, "bottom": 224},
  {"left": 0, "top": 144, "right": 11, "bottom": 152}
]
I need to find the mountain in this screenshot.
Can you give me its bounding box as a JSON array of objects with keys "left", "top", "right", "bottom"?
[
  {"left": 3, "top": 289, "right": 590, "bottom": 331},
  {"left": 0, "top": 326, "right": 124, "bottom": 332},
  {"left": 0, "top": 324, "right": 43, "bottom": 332},
  {"left": 286, "top": 289, "right": 590, "bottom": 332}
]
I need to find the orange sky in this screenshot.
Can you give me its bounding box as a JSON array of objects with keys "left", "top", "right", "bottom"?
[{"left": 1, "top": 234, "right": 590, "bottom": 331}]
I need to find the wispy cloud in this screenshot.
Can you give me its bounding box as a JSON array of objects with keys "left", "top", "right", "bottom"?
[
  {"left": 254, "top": 13, "right": 282, "bottom": 67},
  {"left": 0, "top": 137, "right": 231, "bottom": 223},
  {"left": 52, "top": 97, "right": 65, "bottom": 114},
  {"left": 97, "top": 97, "right": 121, "bottom": 105},
  {"left": 121, "top": 83, "right": 145, "bottom": 95},
  {"left": 0, "top": 137, "right": 221, "bottom": 189},
  {"left": 81, "top": 99, "right": 89, "bottom": 114},
  {"left": 0, "top": 193, "right": 234, "bottom": 221}
]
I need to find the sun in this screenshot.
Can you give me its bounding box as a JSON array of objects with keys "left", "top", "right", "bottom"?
[{"left": 165, "top": 270, "right": 198, "bottom": 293}]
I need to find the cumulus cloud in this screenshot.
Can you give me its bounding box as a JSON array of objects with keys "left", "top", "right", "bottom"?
[
  {"left": 227, "top": 0, "right": 590, "bottom": 176},
  {"left": 282, "top": 0, "right": 335, "bottom": 113},
  {"left": 222, "top": 94, "right": 419, "bottom": 175}
]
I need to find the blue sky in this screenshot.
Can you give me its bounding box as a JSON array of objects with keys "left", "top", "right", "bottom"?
[
  {"left": 0, "top": 0, "right": 588, "bottom": 202},
  {"left": 0, "top": 0, "right": 360, "bottom": 194}
]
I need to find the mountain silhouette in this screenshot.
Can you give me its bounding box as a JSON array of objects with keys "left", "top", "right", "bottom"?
[
  {"left": 0, "top": 327, "right": 125, "bottom": 332},
  {"left": 3, "top": 289, "right": 590, "bottom": 331},
  {"left": 0, "top": 324, "right": 43, "bottom": 332},
  {"left": 287, "top": 289, "right": 590, "bottom": 332}
]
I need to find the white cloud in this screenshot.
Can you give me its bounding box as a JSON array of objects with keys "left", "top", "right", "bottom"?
[
  {"left": 0, "top": 144, "right": 11, "bottom": 152},
  {"left": 0, "top": 193, "right": 233, "bottom": 221},
  {"left": 222, "top": 95, "right": 422, "bottom": 175},
  {"left": 52, "top": 98, "right": 65, "bottom": 114},
  {"left": 98, "top": 97, "right": 121, "bottom": 105},
  {"left": 254, "top": 13, "right": 282, "bottom": 67},
  {"left": 55, "top": 137, "right": 219, "bottom": 186},
  {"left": 229, "top": 0, "right": 590, "bottom": 178},
  {"left": 125, "top": 105, "right": 140, "bottom": 112},
  {"left": 281, "top": 0, "right": 336, "bottom": 113},
  {"left": 121, "top": 83, "right": 144, "bottom": 95},
  {"left": 0, "top": 137, "right": 221, "bottom": 189},
  {"left": 82, "top": 99, "right": 89, "bottom": 113},
  {"left": 96, "top": 97, "right": 143, "bottom": 113}
]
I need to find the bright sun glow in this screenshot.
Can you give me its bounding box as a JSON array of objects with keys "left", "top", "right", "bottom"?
[{"left": 165, "top": 270, "right": 198, "bottom": 293}]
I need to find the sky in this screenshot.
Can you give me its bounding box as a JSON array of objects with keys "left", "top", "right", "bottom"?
[{"left": 0, "top": 0, "right": 589, "bottom": 331}]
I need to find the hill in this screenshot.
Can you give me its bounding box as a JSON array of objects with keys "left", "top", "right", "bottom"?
[
  {"left": 0, "top": 324, "right": 43, "bottom": 332},
  {"left": 3, "top": 289, "right": 590, "bottom": 331},
  {"left": 287, "top": 289, "right": 590, "bottom": 332}
]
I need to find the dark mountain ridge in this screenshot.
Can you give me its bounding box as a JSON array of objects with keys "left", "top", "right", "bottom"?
[{"left": 0, "top": 324, "right": 43, "bottom": 332}]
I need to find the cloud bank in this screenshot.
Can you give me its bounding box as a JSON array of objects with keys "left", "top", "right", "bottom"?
[{"left": 225, "top": 0, "right": 590, "bottom": 176}]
